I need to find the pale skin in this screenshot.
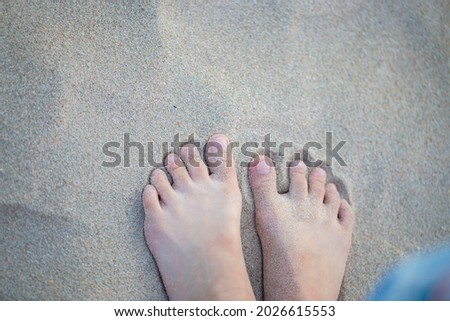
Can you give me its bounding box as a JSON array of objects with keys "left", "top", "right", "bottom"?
[{"left": 143, "top": 134, "right": 354, "bottom": 300}]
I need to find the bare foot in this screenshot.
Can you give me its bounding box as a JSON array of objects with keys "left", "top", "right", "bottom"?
[
  {"left": 143, "top": 134, "right": 255, "bottom": 300},
  {"left": 249, "top": 156, "right": 354, "bottom": 300}
]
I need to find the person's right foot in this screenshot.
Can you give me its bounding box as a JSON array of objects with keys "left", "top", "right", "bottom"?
[{"left": 249, "top": 156, "right": 355, "bottom": 300}]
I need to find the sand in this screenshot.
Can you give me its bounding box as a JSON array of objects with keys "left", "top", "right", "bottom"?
[{"left": 1, "top": 1, "right": 449, "bottom": 300}]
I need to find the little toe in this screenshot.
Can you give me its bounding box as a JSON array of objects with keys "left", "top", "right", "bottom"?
[
  {"left": 150, "top": 168, "right": 174, "bottom": 202},
  {"left": 166, "top": 153, "right": 190, "bottom": 186},
  {"left": 324, "top": 183, "right": 341, "bottom": 214},
  {"left": 143, "top": 184, "right": 161, "bottom": 213},
  {"left": 308, "top": 167, "right": 327, "bottom": 201},
  {"left": 338, "top": 199, "right": 355, "bottom": 228},
  {"left": 179, "top": 144, "right": 208, "bottom": 180},
  {"left": 205, "top": 134, "right": 236, "bottom": 181},
  {"left": 249, "top": 155, "right": 278, "bottom": 210},
  {"left": 288, "top": 160, "right": 308, "bottom": 197}
]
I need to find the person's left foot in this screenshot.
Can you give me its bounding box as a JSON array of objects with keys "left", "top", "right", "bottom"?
[{"left": 143, "top": 134, "right": 255, "bottom": 300}]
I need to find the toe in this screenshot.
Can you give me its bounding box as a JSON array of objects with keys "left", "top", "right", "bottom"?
[
  {"left": 166, "top": 153, "right": 190, "bottom": 186},
  {"left": 143, "top": 184, "right": 161, "bottom": 213},
  {"left": 179, "top": 144, "right": 208, "bottom": 180},
  {"left": 288, "top": 160, "right": 308, "bottom": 197},
  {"left": 308, "top": 167, "right": 327, "bottom": 201},
  {"left": 324, "top": 183, "right": 341, "bottom": 213},
  {"left": 338, "top": 199, "right": 355, "bottom": 228},
  {"left": 249, "top": 155, "right": 278, "bottom": 210},
  {"left": 205, "top": 134, "right": 236, "bottom": 181},
  {"left": 150, "top": 168, "right": 174, "bottom": 202}
]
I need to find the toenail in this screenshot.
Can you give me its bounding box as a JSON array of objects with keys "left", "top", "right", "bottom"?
[
  {"left": 151, "top": 169, "right": 162, "bottom": 177},
  {"left": 256, "top": 158, "right": 271, "bottom": 174},
  {"left": 314, "top": 167, "right": 326, "bottom": 177},
  {"left": 294, "top": 161, "right": 307, "bottom": 171},
  {"left": 167, "top": 154, "right": 182, "bottom": 167},
  {"left": 213, "top": 135, "right": 228, "bottom": 149},
  {"left": 167, "top": 154, "right": 175, "bottom": 164},
  {"left": 327, "top": 183, "right": 336, "bottom": 190}
]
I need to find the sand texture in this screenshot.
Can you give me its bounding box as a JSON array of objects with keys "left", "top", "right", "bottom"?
[{"left": 2, "top": 1, "right": 449, "bottom": 300}]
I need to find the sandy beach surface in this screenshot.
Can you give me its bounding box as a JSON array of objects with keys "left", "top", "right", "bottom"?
[{"left": 2, "top": 1, "right": 449, "bottom": 300}]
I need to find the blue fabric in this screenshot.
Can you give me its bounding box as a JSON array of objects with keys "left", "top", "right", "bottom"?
[{"left": 369, "top": 244, "right": 450, "bottom": 300}]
